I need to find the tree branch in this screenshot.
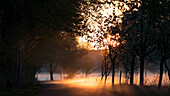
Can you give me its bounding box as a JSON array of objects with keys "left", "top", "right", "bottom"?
[{"left": 145, "top": 46, "right": 156, "bottom": 56}]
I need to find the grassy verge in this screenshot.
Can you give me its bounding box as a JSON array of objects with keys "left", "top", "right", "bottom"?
[{"left": 0, "top": 82, "right": 41, "bottom": 96}]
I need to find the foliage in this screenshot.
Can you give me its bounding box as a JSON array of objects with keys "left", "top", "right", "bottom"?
[
  {"left": 0, "top": 0, "right": 82, "bottom": 88},
  {"left": 78, "top": 0, "right": 170, "bottom": 86}
]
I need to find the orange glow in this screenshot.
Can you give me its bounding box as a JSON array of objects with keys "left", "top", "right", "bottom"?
[
  {"left": 43, "top": 77, "right": 115, "bottom": 88},
  {"left": 77, "top": 0, "right": 141, "bottom": 50},
  {"left": 77, "top": 33, "right": 121, "bottom": 50},
  {"left": 38, "top": 72, "right": 170, "bottom": 87}
]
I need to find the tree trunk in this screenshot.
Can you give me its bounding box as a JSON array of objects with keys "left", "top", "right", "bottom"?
[
  {"left": 50, "top": 72, "right": 54, "bottom": 81},
  {"left": 108, "top": 46, "right": 117, "bottom": 86},
  {"left": 0, "top": 8, "right": 3, "bottom": 42},
  {"left": 130, "top": 56, "right": 135, "bottom": 85},
  {"left": 120, "top": 71, "right": 122, "bottom": 85},
  {"left": 125, "top": 72, "right": 128, "bottom": 84},
  {"left": 140, "top": 55, "right": 144, "bottom": 86},
  {"left": 158, "top": 56, "right": 164, "bottom": 89},
  {"left": 16, "top": 48, "right": 22, "bottom": 86},
  {"left": 105, "top": 75, "right": 107, "bottom": 84},
  {"left": 158, "top": 19, "right": 167, "bottom": 89},
  {"left": 112, "top": 61, "right": 115, "bottom": 86},
  {"left": 16, "top": 47, "right": 20, "bottom": 86},
  {"left": 139, "top": 0, "right": 145, "bottom": 86},
  {"left": 49, "top": 60, "right": 54, "bottom": 81},
  {"left": 16, "top": 41, "right": 24, "bottom": 86},
  {"left": 0, "top": 54, "right": 7, "bottom": 88}
]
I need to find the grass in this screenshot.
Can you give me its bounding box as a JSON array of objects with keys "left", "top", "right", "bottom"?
[{"left": 104, "top": 84, "right": 170, "bottom": 96}]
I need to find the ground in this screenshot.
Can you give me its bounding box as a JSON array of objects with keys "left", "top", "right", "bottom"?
[
  {"left": 37, "top": 81, "right": 117, "bottom": 96},
  {"left": 37, "top": 78, "right": 170, "bottom": 96}
]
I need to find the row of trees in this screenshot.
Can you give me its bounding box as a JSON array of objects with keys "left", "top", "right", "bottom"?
[
  {"left": 34, "top": 32, "right": 88, "bottom": 80},
  {"left": 119, "top": 0, "right": 170, "bottom": 88},
  {"left": 0, "top": 0, "right": 169, "bottom": 89},
  {"left": 0, "top": 0, "right": 87, "bottom": 88},
  {"left": 79, "top": 0, "right": 170, "bottom": 88}
]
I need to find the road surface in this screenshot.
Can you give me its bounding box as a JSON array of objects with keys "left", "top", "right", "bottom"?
[{"left": 37, "top": 80, "right": 117, "bottom": 96}]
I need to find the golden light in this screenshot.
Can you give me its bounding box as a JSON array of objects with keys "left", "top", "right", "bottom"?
[
  {"left": 44, "top": 76, "right": 122, "bottom": 88},
  {"left": 77, "top": 0, "right": 141, "bottom": 50},
  {"left": 39, "top": 73, "right": 170, "bottom": 87}
]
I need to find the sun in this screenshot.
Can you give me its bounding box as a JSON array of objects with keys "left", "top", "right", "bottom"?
[{"left": 77, "top": 33, "right": 120, "bottom": 50}]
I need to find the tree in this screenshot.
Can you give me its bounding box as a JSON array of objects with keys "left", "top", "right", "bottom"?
[
  {"left": 121, "top": 0, "right": 170, "bottom": 86},
  {"left": 61, "top": 45, "right": 87, "bottom": 78},
  {"left": 146, "top": 0, "right": 170, "bottom": 88},
  {"left": 35, "top": 35, "right": 64, "bottom": 81},
  {"left": 78, "top": 0, "right": 135, "bottom": 86},
  {"left": 80, "top": 50, "right": 101, "bottom": 77},
  {"left": 0, "top": 0, "right": 81, "bottom": 87}
]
